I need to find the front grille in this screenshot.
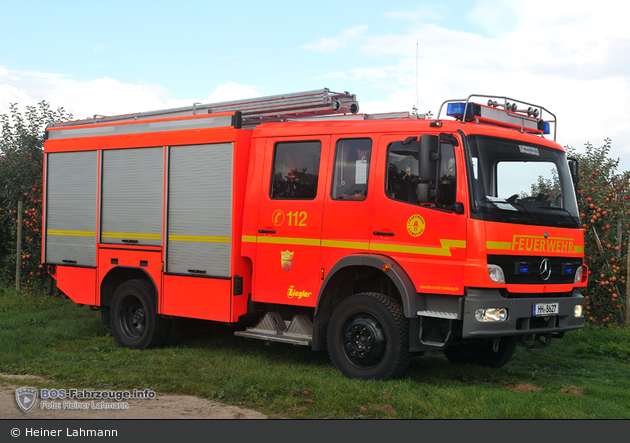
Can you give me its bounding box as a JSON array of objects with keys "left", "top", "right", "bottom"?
[
  {"left": 499, "top": 289, "right": 573, "bottom": 299},
  {"left": 488, "top": 255, "right": 582, "bottom": 285}
]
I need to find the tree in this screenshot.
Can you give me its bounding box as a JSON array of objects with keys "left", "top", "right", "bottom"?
[
  {"left": 567, "top": 139, "right": 630, "bottom": 326},
  {"left": 0, "top": 102, "right": 72, "bottom": 288}
]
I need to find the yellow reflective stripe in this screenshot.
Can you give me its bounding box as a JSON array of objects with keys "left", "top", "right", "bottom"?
[
  {"left": 47, "top": 230, "right": 95, "bottom": 237},
  {"left": 321, "top": 239, "right": 370, "bottom": 249},
  {"left": 169, "top": 235, "right": 230, "bottom": 243},
  {"left": 486, "top": 241, "right": 512, "bottom": 250},
  {"left": 371, "top": 239, "right": 466, "bottom": 257},
  {"left": 241, "top": 235, "right": 464, "bottom": 256},
  {"left": 255, "top": 236, "right": 320, "bottom": 246},
  {"left": 573, "top": 245, "right": 584, "bottom": 253},
  {"left": 102, "top": 232, "right": 161, "bottom": 240}
]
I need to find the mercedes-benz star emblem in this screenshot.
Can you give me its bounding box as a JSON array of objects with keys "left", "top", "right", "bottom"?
[{"left": 540, "top": 258, "right": 551, "bottom": 281}]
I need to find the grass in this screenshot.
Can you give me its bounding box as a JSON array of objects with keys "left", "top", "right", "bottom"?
[{"left": 1, "top": 286, "right": 629, "bottom": 419}]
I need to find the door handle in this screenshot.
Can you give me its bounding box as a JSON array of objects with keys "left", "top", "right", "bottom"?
[
  {"left": 258, "top": 229, "right": 277, "bottom": 234},
  {"left": 373, "top": 231, "right": 395, "bottom": 236}
]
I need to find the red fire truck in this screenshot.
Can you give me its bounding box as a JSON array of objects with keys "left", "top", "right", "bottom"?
[{"left": 43, "top": 89, "right": 587, "bottom": 380}]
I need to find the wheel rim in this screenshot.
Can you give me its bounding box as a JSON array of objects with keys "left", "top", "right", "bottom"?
[
  {"left": 119, "top": 295, "right": 146, "bottom": 340},
  {"left": 342, "top": 313, "right": 386, "bottom": 369}
]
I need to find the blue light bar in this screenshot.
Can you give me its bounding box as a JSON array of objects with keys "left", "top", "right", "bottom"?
[
  {"left": 516, "top": 263, "right": 530, "bottom": 274},
  {"left": 542, "top": 121, "right": 550, "bottom": 134},
  {"left": 446, "top": 102, "right": 473, "bottom": 120}
]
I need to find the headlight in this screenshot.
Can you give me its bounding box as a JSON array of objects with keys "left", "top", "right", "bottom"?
[
  {"left": 475, "top": 308, "right": 508, "bottom": 322},
  {"left": 488, "top": 264, "right": 505, "bottom": 283},
  {"left": 573, "top": 266, "right": 583, "bottom": 284}
]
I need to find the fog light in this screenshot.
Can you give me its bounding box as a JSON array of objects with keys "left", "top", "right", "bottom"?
[
  {"left": 488, "top": 264, "right": 505, "bottom": 283},
  {"left": 475, "top": 308, "right": 508, "bottom": 322},
  {"left": 573, "top": 266, "right": 583, "bottom": 284},
  {"left": 574, "top": 305, "right": 584, "bottom": 317}
]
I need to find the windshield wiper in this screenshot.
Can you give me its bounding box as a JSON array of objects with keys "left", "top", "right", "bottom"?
[
  {"left": 485, "top": 196, "right": 540, "bottom": 224},
  {"left": 544, "top": 206, "right": 580, "bottom": 227},
  {"left": 506, "top": 201, "right": 540, "bottom": 225}
]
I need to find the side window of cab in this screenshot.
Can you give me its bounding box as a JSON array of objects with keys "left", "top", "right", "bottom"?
[
  {"left": 386, "top": 140, "right": 457, "bottom": 209},
  {"left": 331, "top": 138, "right": 372, "bottom": 201},
  {"left": 270, "top": 141, "right": 321, "bottom": 200}
]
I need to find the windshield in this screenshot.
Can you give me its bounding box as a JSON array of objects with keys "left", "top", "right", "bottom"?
[{"left": 467, "top": 135, "right": 579, "bottom": 227}]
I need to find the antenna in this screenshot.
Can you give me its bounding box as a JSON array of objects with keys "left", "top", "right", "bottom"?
[{"left": 416, "top": 43, "right": 419, "bottom": 110}]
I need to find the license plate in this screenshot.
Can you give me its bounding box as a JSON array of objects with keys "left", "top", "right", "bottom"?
[{"left": 533, "top": 302, "right": 559, "bottom": 317}]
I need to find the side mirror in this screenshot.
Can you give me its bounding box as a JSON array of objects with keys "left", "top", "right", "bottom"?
[
  {"left": 419, "top": 135, "right": 439, "bottom": 180},
  {"left": 567, "top": 157, "right": 579, "bottom": 185},
  {"left": 417, "top": 183, "right": 436, "bottom": 203}
]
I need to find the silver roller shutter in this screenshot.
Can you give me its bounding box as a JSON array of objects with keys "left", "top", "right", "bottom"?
[
  {"left": 45, "top": 151, "right": 98, "bottom": 266},
  {"left": 101, "top": 147, "right": 164, "bottom": 246},
  {"left": 167, "top": 143, "right": 233, "bottom": 277}
]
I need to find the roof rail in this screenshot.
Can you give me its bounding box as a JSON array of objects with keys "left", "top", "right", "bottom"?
[
  {"left": 285, "top": 111, "right": 415, "bottom": 123},
  {"left": 433, "top": 94, "right": 557, "bottom": 141}
]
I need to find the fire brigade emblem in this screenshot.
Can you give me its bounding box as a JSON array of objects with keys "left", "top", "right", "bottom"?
[
  {"left": 15, "top": 387, "right": 38, "bottom": 413},
  {"left": 281, "top": 250, "right": 294, "bottom": 272},
  {"left": 407, "top": 214, "right": 425, "bottom": 237}
]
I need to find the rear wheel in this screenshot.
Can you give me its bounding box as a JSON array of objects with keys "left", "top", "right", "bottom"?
[
  {"left": 327, "top": 293, "right": 410, "bottom": 380},
  {"left": 110, "top": 279, "right": 171, "bottom": 349},
  {"left": 444, "top": 336, "right": 518, "bottom": 368}
]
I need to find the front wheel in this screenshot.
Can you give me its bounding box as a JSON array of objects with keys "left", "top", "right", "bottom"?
[
  {"left": 110, "top": 279, "right": 171, "bottom": 349},
  {"left": 327, "top": 293, "right": 410, "bottom": 380}
]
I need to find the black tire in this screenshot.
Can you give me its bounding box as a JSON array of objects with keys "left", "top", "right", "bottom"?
[
  {"left": 327, "top": 293, "right": 411, "bottom": 380},
  {"left": 110, "top": 279, "right": 171, "bottom": 349},
  {"left": 444, "top": 336, "right": 518, "bottom": 368}
]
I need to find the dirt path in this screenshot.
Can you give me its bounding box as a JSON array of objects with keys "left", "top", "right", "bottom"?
[{"left": 1, "top": 373, "right": 266, "bottom": 419}]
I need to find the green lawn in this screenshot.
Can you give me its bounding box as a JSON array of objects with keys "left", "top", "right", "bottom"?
[{"left": 1, "top": 287, "right": 629, "bottom": 419}]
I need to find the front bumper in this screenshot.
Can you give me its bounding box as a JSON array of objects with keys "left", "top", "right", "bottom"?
[{"left": 462, "top": 288, "right": 585, "bottom": 339}]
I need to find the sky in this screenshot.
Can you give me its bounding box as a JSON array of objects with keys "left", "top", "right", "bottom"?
[{"left": 2, "top": 0, "right": 630, "bottom": 170}]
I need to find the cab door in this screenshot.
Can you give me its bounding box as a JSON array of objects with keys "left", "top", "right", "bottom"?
[
  {"left": 370, "top": 133, "right": 467, "bottom": 296},
  {"left": 253, "top": 136, "right": 330, "bottom": 306},
  {"left": 320, "top": 137, "right": 375, "bottom": 272}
]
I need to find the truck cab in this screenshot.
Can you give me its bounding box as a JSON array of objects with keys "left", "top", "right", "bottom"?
[{"left": 238, "top": 95, "right": 586, "bottom": 379}]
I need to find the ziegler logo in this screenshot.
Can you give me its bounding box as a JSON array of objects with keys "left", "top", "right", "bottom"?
[
  {"left": 287, "top": 286, "right": 311, "bottom": 299},
  {"left": 513, "top": 235, "right": 575, "bottom": 253}
]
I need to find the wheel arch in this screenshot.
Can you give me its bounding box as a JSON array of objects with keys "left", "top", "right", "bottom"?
[
  {"left": 312, "top": 254, "right": 417, "bottom": 350},
  {"left": 100, "top": 266, "right": 159, "bottom": 308}
]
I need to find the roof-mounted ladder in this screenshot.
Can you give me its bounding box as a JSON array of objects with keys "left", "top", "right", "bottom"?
[{"left": 52, "top": 88, "right": 360, "bottom": 128}]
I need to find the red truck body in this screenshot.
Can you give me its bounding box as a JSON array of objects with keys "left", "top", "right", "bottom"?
[{"left": 42, "top": 90, "right": 587, "bottom": 379}]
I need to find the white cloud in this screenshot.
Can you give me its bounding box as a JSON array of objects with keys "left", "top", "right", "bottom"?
[
  {"left": 309, "top": 0, "right": 630, "bottom": 169},
  {"left": 303, "top": 25, "right": 368, "bottom": 52},
  {"left": 205, "top": 81, "right": 260, "bottom": 103},
  {"left": 0, "top": 68, "right": 261, "bottom": 121},
  {"left": 0, "top": 68, "right": 32, "bottom": 110},
  {"left": 465, "top": 0, "right": 523, "bottom": 38}
]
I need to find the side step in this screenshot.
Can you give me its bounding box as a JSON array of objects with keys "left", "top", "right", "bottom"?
[
  {"left": 234, "top": 312, "right": 313, "bottom": 346},
  {"left": 418, "top": 316, "right": 453, "bottom": 349}
]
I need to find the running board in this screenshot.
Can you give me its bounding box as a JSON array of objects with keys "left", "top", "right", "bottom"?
[
  {"left": 234, "top": 312, "right": 313, "bottom": 346},
  {"left": 418, "top": 316, "right": 453, "bottom": 349}
]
